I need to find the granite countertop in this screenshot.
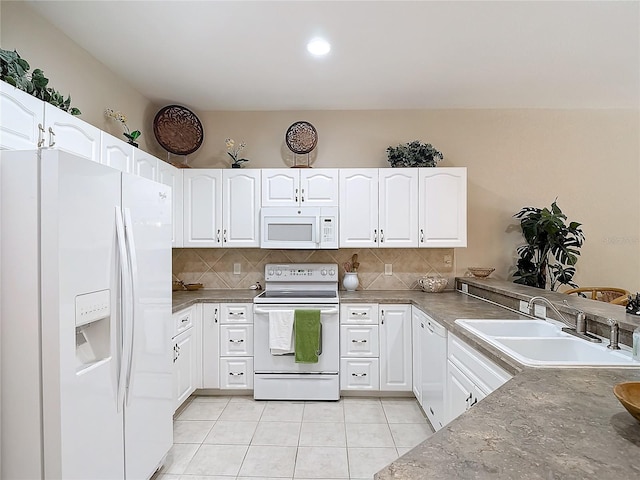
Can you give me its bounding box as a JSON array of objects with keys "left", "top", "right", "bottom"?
[
  {"left": 172, "top": 289, "right": 261, "bottom": 312},
  {"left": 376, "top": 367, "right": 640, "bottom": 479}
]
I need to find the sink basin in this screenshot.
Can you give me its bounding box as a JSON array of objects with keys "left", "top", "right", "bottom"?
[
  {"left": 455, "top": 319, "right": 640, "bottom": 368},
  {"left": 455, "top": 319, "right": 565, "bottom": 338}
]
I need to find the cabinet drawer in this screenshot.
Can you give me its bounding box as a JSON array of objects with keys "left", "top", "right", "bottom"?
[
  {"left": 340, "top": 304, "right": 379, "bottom": 324},
  {"left": 340, "top": 358, "right": 380, "bottom": 390},
  {"left": 221, "top": 303, "right": 253, "bottom": 323},
  {"left": 220, "top": 357, "right": 254, "bottom": 389},
  {"left": 173, "top": 306, "right": 194, "bottom": 336},
  {"left": 220, "top": 325, "right": 254, "bottom": 356},
  {"left": 340, "top": 325, "right": 379, "bottom": 356},
  {"left": 448, "top": 334, "right": 511, "bottom": 392}
]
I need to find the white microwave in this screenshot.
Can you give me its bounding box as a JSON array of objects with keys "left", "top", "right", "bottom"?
[{"left": 260, "top": 206, "right": 338, "bottom": 249}]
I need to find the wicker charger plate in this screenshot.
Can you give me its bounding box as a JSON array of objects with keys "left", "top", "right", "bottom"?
[
  {"left": 153, "top": 105, "right": 204, "bottom": 156},
  {"left": 285, "top": 121, "right": 318, "bottom": 154}
]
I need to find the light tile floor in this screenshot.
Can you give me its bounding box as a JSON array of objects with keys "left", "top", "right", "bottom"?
[{"left": 153, "top": 396, "right": 434, "bottom": 480}]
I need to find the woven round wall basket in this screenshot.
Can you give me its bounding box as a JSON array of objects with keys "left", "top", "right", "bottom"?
[{"left": 153, "top": 105, "right": 204, "bottom": 156}]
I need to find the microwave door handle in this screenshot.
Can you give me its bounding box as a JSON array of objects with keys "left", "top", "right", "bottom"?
[{"left": 315, "top": 216, "right": 321, "bottom": 246}]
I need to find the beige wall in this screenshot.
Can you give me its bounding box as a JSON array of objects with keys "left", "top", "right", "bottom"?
[
  {"left": 3, "top": 1, "right": 638, "bottom": 292},
  {"left": 189, "top": 109, "right": 640, "bottom": 292},
  {"left": 0, "top": 1, "right": 155, "bottom": 151}
]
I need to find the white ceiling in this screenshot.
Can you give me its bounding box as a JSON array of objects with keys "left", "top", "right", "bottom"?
[{"left": 27, "top": 0, "right": 640, "bottom": 111}]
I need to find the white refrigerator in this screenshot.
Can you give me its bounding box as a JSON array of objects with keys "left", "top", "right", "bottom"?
[{"left": 1, "top": 149, "right": 173, "bottom": 479}]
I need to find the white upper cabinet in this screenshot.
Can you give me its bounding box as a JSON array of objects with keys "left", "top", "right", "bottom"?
[
  {"left": 183, "top": 169, "right": 223, "bottom": 247},
  {"left": 133, "top": 148, "right": 159, "bottom": 181},
  {"left": 158, "top": 161, "right": 184, "bottom": 248},
  {"left": 340, "top": 168, "right": 418, "bottom": 248},
  {"left": 339, "top": 169, "right": 379, "bottom": 247},
  {"left": 100, "top": 132, "right": 133, "bottom": 173},
  {"left": 0, "top": 81, "right": 45, "bottom": 150},
  {"left": 262, "top": 168, "right": 338, "bottom": 207},
  {"left": 183, "top": 169, "right": 260, "bottom": 248},
  {"left": 419, "top": 167, "right": 467, "bottom": 247},
  {"left": 223, "top": 169, "right": 261, "bottom": 248},
  {"left": 44, "top": 103, "right": 101, "bottom": 163},
  {"left": 379, "top": 169, "right": 419, "bottom": 247}
]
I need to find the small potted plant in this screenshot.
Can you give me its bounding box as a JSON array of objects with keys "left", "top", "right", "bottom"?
[
  {"left": 386, "top": 140, "right": 444, "bottom": 168},
  {"left": 226, "top": 138, "right": 249, "bottom": 168},
  {"left": 105, "top": 108, "right": 141, "bottom": 147}
]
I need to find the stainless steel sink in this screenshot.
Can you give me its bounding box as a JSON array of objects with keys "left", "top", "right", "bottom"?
[{"left": 455, "top": 319, "right": 639, "bottom": 368}]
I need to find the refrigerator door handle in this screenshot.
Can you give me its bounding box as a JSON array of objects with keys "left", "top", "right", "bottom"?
[
  {"left": 123, "top": 207, "right": 139, "bottom": 406},
  {"left": 115, "top": 207, "right": 132, "bottom": 412}
]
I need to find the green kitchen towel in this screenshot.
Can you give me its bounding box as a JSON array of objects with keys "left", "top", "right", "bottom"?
[{"left": 294, "top": 310, "right": 321, "bottom": 364}]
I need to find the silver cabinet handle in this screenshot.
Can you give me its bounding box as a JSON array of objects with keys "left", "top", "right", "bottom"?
[
  {"left": 351, "top": 339, "right": 367, "bottom": 343},
  {"left": 48, "top": 127, "right": 56, "bottom": 147},
  {"left": 373, "top": 229, "right": 377, "bottom": 242},
  {"left": 351, "top": 373, "right": 367, "bottom": 377},
  {"left": 229, "top": 311, "right": 245, "bottom": 316},
  {"left": 352, "top": 312, "right": 367, "bottom": 316},
  {"left": 216, "top": 229, "right": 221, "bottom": 243},
  {"left": 295, "top": 188, "right": 298, "bottom": 203},
  {"left": 420, "top": 229, "right": 424, "bottom": 243},
  {"left": 470, "top": 397, "right": 478, "bottom": 407},
  {"left": 223, "top": 229, "right": 227, "bottom": 243},
  {"left": 380, "top": 229, "right": 384, "bottom": 243},
  {"left": 301, "top": 188, "right": 305, "bottom": 202},
  {"left": 229, "top": 339, "right": 244, "bottom": 343},
  {"left": 37, "top": 123, "right": 45, "bottom": 148},
  {"left": 214, "top": 307, "right": 218, "bottom": 324},
  {"left": 181, "top": 317, "right": 189, "bottom": 323},
  {"left": 381, "top": 310, "right": 385, "bottom": 325},
  {"left": 229, "top": 372, "right": 244, "bottom": 376}
]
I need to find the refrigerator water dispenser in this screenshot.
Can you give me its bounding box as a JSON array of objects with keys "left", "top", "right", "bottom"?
[{"left": 75, "top": 289, "right": 111, "bottom": 372}]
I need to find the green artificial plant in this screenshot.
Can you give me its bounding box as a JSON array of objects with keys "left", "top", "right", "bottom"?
[
  {"left": 386, "top": 140, "right": 443, "bottom": 168},
  {"left": 513, "top": 200, "right": 585, "bottom": 291},
  {"left": 0, "top": 48, "right": 80, "bottom": 115}
]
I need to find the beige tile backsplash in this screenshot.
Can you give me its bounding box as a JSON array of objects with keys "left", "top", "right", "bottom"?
[{"left": 173, "top": 248, "right": 455, "bottom": 291}]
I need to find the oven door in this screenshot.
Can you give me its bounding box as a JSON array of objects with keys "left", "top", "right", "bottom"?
[{"left": 253, "top": 304, "right": 339, "bottom": 373}]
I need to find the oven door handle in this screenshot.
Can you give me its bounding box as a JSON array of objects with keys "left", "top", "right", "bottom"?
[{"left": 254, "top": 307, "right": 339, "bottom": 315}]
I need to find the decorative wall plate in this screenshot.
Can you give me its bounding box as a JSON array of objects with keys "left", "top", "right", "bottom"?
[
  {"left": 153, "top": 105, "right": 204, "bottom": 156},
  {"left": 285, "top": 121, "right": 318, "bottom": 154}
]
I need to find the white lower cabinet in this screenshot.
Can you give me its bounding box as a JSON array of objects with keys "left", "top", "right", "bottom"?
[
  {"left": 219, "top": 303, "right": 254, "bottom": 390},
  {"left": 379, "top": 304, "right": 412, "bottom": 391},
  {"left": 172, "top": 305, "right": 201, "bottom": 411},
  {"left": 340, "top": 304, "right": 380, "bottom": 391},
  {"left": 220, "top": 357, "right": 254, "bottom": 389},
  {"left": 340, "top": 358, "right": 380, "bottom": 390},
  {"left": 445, "top": 333, "right": 512, "bottom": 424},
  {"left": 201, "top": 303, "right": 220, "bottom": 388}
]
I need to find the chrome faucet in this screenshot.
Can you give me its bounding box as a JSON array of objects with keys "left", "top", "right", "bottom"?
[{"left": 527, "top": 296, "right": 602, "bottom": 343}]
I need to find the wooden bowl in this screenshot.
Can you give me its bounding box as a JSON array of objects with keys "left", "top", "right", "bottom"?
[
  {"left": 185, "top": 283, "right": 203, "bottom": 291},
  {"left": 468, "top": 267, "right": 495, "bottom": 278},
  {"left": 613, "top": 382, "right": 640, "bottom": 422}
]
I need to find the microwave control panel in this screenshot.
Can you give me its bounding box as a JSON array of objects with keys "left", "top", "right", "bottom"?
[{"left": 321, "top": 216, "right": 335, "bottom": 243}]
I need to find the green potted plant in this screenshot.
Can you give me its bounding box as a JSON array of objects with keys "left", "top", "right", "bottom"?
[
  {"left": 0, "top": 48, "right": 81, "bottom": 115},
  {"left": 513, "top": 200, "right": 585, "bottom": 291},
  {"left": 386, "top": 140, "right": 443, "bottom": 168}
]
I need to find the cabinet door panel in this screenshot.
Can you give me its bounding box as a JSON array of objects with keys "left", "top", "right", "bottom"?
[
  {"left": 101, "top": 132, "right": 133, "bottom": 173},
  {"left": 174, "top": 328, "right": 196, "bottom": 410},
  {"left": 158, "top": 162, "right": 183, "bottom": 247},
  {"left": 0, "top": 82, "right": 44, "bottom": 150},
  {"left": 44, "top": 104, "right": 101, "bottom": 162},
  {"left": 261, "top": 169, "right": 298, "bottom": 206},
  {"left": 223, "top": 170, "right": 260, "bottom": 247},
  {"left": 220, "top": 358, "right": 254, "bottom": 389},
  {"left": 220, "top": 325, "right": 254, "bottom": 356},
  {"left": 419, "top": 168, "right": 467, "bottom": 247},
  {"left": 301, "top": 169, "right": 338, "bottom": 206},
  {"left": 340, "top": 325, "right": 379, "bottom": 356},
  {"left": 202, "top": 304, "right": 220, "bottom": 388},
  {"left": 183, "top": 169, "right": 222, "bottom": 247},
  {"left": 340, "top": 358, "right": 380, "bottom": 390},
  {"left": 379, "top": 305, "right": 412, "bottom": 391},
  {"left": 339, "top": 169, "right": 378, "bottom": 247},
  {"left": 133, "top": 149, "right": 158, "bottom": 181},
  {"left": 379, "top": 169, "right": 418, "bottom": 247},
  {"left": 446, "top": 360, "right": 474, "bottom": 424}
]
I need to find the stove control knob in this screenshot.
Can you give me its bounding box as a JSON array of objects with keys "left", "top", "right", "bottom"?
[
  {"left": 276, "top": 270, "right": 282, "bottom": 276},
  {"left": 329, "top": 269, "right": 335, "bottom": 276},
  {"left": 321, "top": 269, "right": 327, "bottom": 276},
  {"left": 267, "top": 269, "right": 274, "bottom": 276}
]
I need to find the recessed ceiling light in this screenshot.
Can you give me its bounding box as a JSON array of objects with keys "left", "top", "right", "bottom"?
[{"left": 307, "top": 38, "right": 331, "bottom": 56}]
